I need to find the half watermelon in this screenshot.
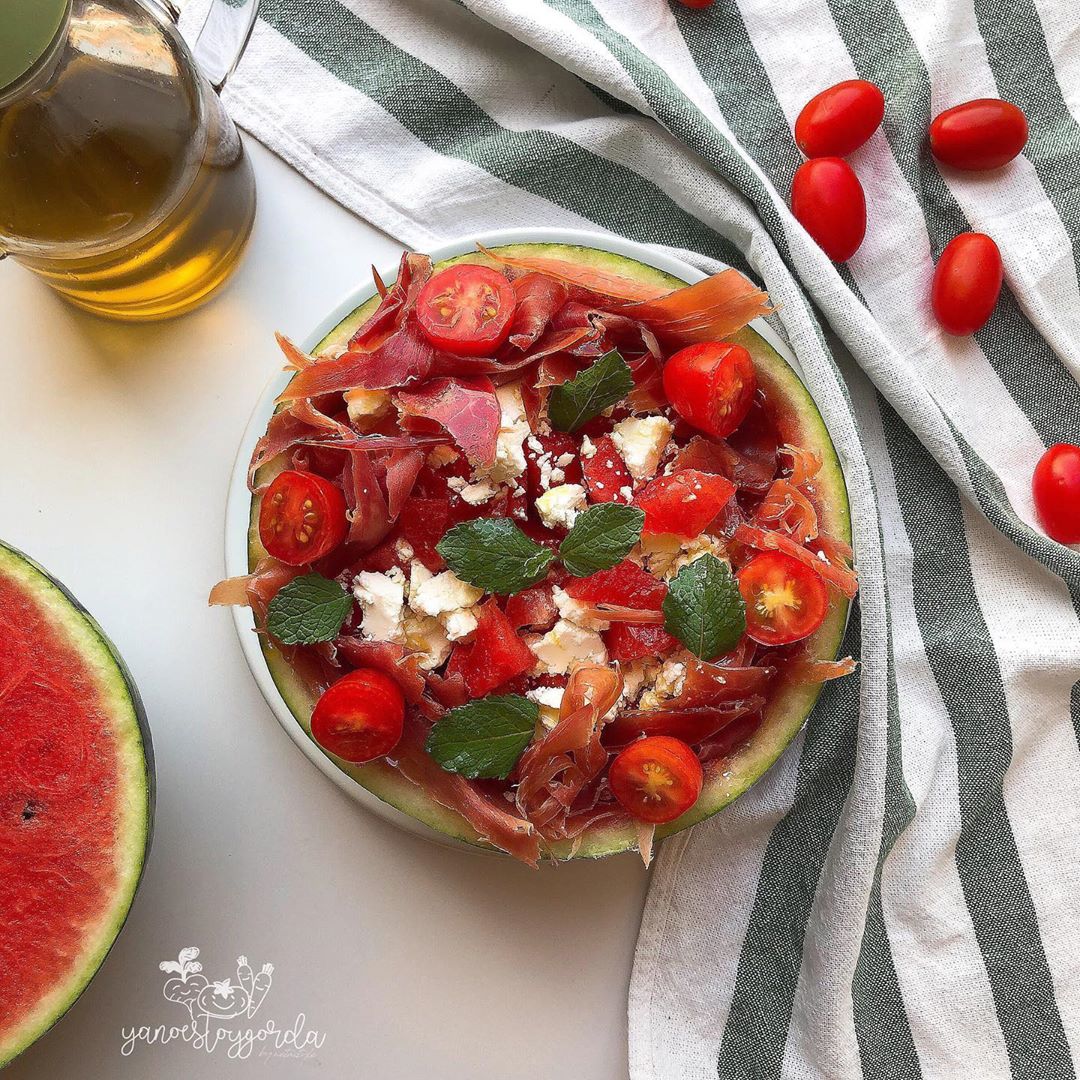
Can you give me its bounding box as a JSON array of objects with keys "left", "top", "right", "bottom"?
[{"left": 0, "top": 542, "right": 153, "bottom": 1067}]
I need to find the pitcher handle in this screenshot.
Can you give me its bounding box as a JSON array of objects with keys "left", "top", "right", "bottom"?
[{"left": 188, "top": 0, "right": 260, "bottom": 93}]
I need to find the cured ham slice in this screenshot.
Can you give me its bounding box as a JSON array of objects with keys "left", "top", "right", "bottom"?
[
  {"left": 335, "top": 638, "right": 426, "bottom": 704},
  {"left": 385, "top": 449, "right": 425, "bottom": 520},
  {"left": 390, "top": 718, "right": 541, "bottom": 867},
  {"left": 343, "top": 449, "right": 393, "bottom": 549},
  {"left": 208, "top": 557, "right": 301, "bottom": 623},
  {"left": 508, "top": 273, "right": 568, "bottom": 349},
  {"left": 347, "top": 251, "right": 432, "bottom": 351},
  {"left": 395, "top": 377, "right": 500, "bottom": 468}
]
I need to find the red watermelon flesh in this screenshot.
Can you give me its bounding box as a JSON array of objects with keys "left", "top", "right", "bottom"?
[{"left": 0, "top": 544, "right": 152, "bottom": 1068}]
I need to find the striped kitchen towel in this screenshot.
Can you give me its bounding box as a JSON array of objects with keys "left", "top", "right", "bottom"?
[{"left": 186, "top": 0, "right": 1080, "bottom": 1075}]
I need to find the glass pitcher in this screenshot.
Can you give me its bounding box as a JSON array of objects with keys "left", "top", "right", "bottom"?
[{"left": 0, "top": 0, "right": 258, "bottom": 320}]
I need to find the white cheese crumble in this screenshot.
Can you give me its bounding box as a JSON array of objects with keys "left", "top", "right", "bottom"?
[
  {"left": 403, "top": 612, "right": 451, "bottom": 670},
  {"left": 529, "top": 619, "right": 607, "bottom": 675},
  {"left": 618, "top": 660, "right": 654, "bottom": 705},
  {"left": 426, "top": 445, "right": 459, "bottom": 469},
  {"left": 612, "top": 416, "right": 673, "bottom": 481},
  {"left": 668, "top": 534, "right": 728, "bottom": 578},
  {"left": 580, "top": 435, "right": 597, "bottom": 459},
  {"left": 447, "top": 477, "right": 498, "bottom": 505},
  {"left": 526, "top": 685, "right": 565, "bottom": 730},
  {"left": 553, "top": 584, "right": 610, "bottom": 631},
  {"left": 394, "top": 538, "right": 415, "bottom": 562},
  {"left": 343, "top": 388, "right": 391, "bottom": 427},
  {"left": 409, "top": 566, "right": 483, "bottom": 617},
  {"left": 441, "top": 607, "right": 479, "bottom": 641},
  {"left": 483, "top": 382, "right": 530, "bottom": 483},
  {"left": 535, "top": 483, "right": 587, "bottom": 530},
  {"left": 638, "top": 659, "right": 687, "bottom": 712},
  {"left": 352, "top": 569, "right": 406, "bottom": 644},
  {"left": 636, "top": 532, "right": 684, "bottom": 575}
]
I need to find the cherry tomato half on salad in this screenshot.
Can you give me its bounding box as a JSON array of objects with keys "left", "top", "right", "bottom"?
[
  {"left": 609, "top": 736, "right": 704, "bottom": 824},
  {"left": 416, "top": 264, "right": 517, "bottom": 356},
  {"left": 663, "top": 342, "right": 757, "bottom": 440},
  {"left": 1032, "top": 444, "right": 1080, "bottom": 545},
  {"left": 737, "top": 551, "right": 828, "bottom": 646},
  {"left": 931, "top": 232, "right": 1003, "bottom": 336},
  {"left": 310, "top": 668, "right": 405, "bottom": 763},
  {"left": 259, "top": 469, "right": 348, "bottom": 566},
  {"left": 791, "top": 157, "right": 867, "bottom": 262},
  {"left": 929, "top": 99, "right": 1028, "bottom": 172},
  {"left": 795, "top": 80, "right": 885, "bottom": 159}
]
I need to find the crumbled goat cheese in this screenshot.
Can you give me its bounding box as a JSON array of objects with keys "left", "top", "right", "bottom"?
[
  {"left": 619, "top": 485, "right": 634, "bottom": 502},
  {"left": 527, "top": 685, "right": 565, "bottom": 730},
  {"left": 553, "top": 584, "right": 610, "bottom": 631},
  {"left": 636, "top": 532, "right": 684, "bottom": 575},
  {"left": 343, "top": 388, "right": 391, "bottom": 427},
  {"left": 619, "top": 660, "right": 654, "bottom": 705},
  {"left": 529, "top": 619, "right": 607, "bottom": 674},
  {"left": 483, "top": 382, "right": 530, "bottom": 482},
  {"left": 668, "top": 534, "right": 728, "bottom": 578},
  {"left": 403, "top": 612, "right": 451, "bottom": 670},
  {"left": 580, "top": 435, "right": 597, "bottom": 459},
  {"left": 409, "top": 567, "right": 483, "bottom": 617},
  {"left": 555, "top": 452, "right": 575, "bottom": 468},
  {"left": 612, "top": 416, "right": 673, "bottom": 481},
  {"left": 352, "top": 569, "right": 406, "bottom": 643},
  {"left": 638, "top": 659, "right": 687, "bottom": 712},
  {"left": 394, "top": 538, "right": 415, "bottom": 561},
  {"left": 536, "top": 484, "right": 587, "bottom": 530},
  {"left": 441, "top": 607, "right": 479, "bottom": 641},
  {"left": 459, "top": 479, "right": 498, "bottom": 505},
  {"left": 426, "top": 445, "right": 460, "bottom": 469}
]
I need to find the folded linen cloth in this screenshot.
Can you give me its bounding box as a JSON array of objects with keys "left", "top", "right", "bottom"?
[{"left": 184, "top": 0, "right": 1080, "bottom": 1075}]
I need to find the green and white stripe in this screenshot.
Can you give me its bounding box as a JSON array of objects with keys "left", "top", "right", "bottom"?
[{"left": 189, "top": 0, "right": 1080, "bottom": 1073}]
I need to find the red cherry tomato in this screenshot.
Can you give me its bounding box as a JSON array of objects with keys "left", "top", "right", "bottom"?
[
  {"left": 259, "top": 469, "right": 348, "bottom": 566},
  {"left": 795, "top": 80, "right": 885, "bottom": 158},
  {"left": 931, "top": 232, "right": 1003, "bottom": 336},
  {"left": 662, "top": 342, "right": 757, "bottom": 439},
  {"left": 310, "top": 668, "right": 405, "bottom": 763},
  {"left": 582, "top": 434, "right": 634, "bottom": 504},
  {"left": 416, "top": 264, "right": 517, "bottom": 356},
  {"left": 791, "top": 158, "right": 867, "bottom": 262},
  {"left": 930, "top": 99, "right": 1028, "bottom": 171},
  {"left": 737, "top": 551, "right": 828, "bottom": 646},
  {"left": 1032, "top": 444, "right": 1080, "bottom": 545},
  {"left": 609, "top": 736, "right": 704, "bottom": 823}
]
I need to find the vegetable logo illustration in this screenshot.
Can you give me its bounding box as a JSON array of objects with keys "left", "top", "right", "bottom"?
[{"left": 120, "top": 947, "right": 325, "bottom": 1059}]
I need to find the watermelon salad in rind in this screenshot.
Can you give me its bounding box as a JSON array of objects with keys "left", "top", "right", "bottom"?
[
  {"left": 0, "top": 542, "right": 154, "bottom": 1067},
  {"left": 225, "top": 242, "right": 854, "bottom": 863}
]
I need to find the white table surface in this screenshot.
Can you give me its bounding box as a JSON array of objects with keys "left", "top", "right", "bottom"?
[{"left": 3, "top": 136, "right": 649, "bottom": 1080}]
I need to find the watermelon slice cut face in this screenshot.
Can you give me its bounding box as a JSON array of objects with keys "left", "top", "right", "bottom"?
[{"left": 0, "top": 542, "right": 153, "bottom": 1068}]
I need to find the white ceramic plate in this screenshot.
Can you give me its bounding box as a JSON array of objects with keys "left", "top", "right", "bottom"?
[{"left": 224, "top": 227, "right": 809, "bottom": 851}]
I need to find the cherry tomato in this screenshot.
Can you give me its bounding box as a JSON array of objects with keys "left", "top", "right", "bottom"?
[
  {"left": 791, "top": 158, "right": 867, "bottom": 262},
  {"left": 582, "top": 434, "right": 634, "bottom": 504},
  {"left": 930, "top": 99, "right": 1028, "bottom": 171},
  {"left": 416, "top": 264, "right": 516, "bottom": 356},
  {"left": 737, "top": 551, "right": 828, "bottom": 646},
  {"left": 259, "top": 469, "right": 348, "bottom": 566},
  {"left": 1032, "top": 444, "right": 1080, "bottom": 544},
  {"left": 310, "top": 668, "right": 405, "bottom": 763},
  {"left": 609, "top": 736, "right": 704, "bottom": 824},
  {"left": 662, "top": 342, "right": 757, "bottom": 439},
  {"left": 795, "top": 80, "right": 885, "bottom": 158},
  {"left": 931, "top": 232, "right": 1003, "bottom": 336}
]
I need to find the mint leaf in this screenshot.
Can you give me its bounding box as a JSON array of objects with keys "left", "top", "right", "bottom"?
[
  {"left": 425, "top": 694, "right": 539, "bottom": 779},
  {"left": 436, "top": 518, "right": 554, "bottom": 594},
  {"left": 266, "top": 573, "right": 352, "bottom": 645},
  {"left": 559, "top": 504, "right": 645, "bottom": 577},
  {"left": 662, "top": 554, "right": 745, "bottom": 660},
  {"left": 548, "top": 350, "right": 634, "bottom": 433}
]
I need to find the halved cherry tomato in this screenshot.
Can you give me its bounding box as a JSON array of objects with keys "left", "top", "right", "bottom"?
[
  {"left": 931, "top": 232, "right": 1003, "bottom": 336},
  {"left": 662, "top": 342, "right": 756, "bottom": 439},
  {"left": 791, "top": 157, "right": 867, "bottom": 262},
  {"left": 310, "top": 668, "right": 405, "bottom": 763},
  {"left": 634, "top": 469, "right": 736, "bottom": 538},
  {"left": 259, "top": 469, "right": 348, "bottom": 566},
  {"left": 582, "top": 434, "right": 634, "bottom": 504},
  {"left": 930, "top": 99, "right": 1028, "bottom": 171},
  {"left": 416, "top": 265, "right": 517, "bottom": 356},
  {"left": 795, "top": 80, "right": 885, "bottom": 158},
  {"left": 609, "top": 736, "right": 704, "bottom": 823},
  {"left": 1033, "top": 444, "right": 1080, "bottom": 544},
  {"left": 737, "top": 551, "right": 828, "bottom": 646}
]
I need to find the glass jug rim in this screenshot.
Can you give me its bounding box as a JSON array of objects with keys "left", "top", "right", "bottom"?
[{"left": 0, "top": 0, "right": 72, "bottom": 101}]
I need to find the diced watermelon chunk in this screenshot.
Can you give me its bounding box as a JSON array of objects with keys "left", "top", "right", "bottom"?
[
  {"left": 633, "top": 469, "right": 735, "bottom": 538},
  {"left": 524, "top": 431, "right": 583, "bottom": 500},
  {"left": 460, "top": 601, "right": 537, "bottom": 697},
  {"left": 605, "top": 623, "right": 680, "bottom": 662},
  {"left": 564, "top": 559, "right": 666, "bottom": 610},
  {"left": 582, "top": 434, "right": 633, "bottom": 504},
  {"left": 394, "top": 496, "right": 450, "bottom": 570},
  {"left": 504, "top": 583, "right": 558, "bottom": 631}
]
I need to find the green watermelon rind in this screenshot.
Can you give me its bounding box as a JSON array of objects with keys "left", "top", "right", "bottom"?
[
  {"left": 0, "top": 542, "right": 154, "bottom": 1068},
  {"left": 247, "top": 243, "right": 851, "bottom": 860}
]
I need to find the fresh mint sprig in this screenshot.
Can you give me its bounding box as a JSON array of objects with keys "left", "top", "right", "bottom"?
[
  {"left": 437, "top": 518, "right": 554, "bottom": 594},
  {"left": 265, "top": 573, "right": 352, "bottom": 644},
  {"left": 547, "top": 350, "right": 634, "bottom": 433},
  {"left": 425, "top": 694, "right": 539, "bottom": 778},
  {"left": 662, "top": 554, "right": 746, "bottom": 660},
  {"left": 559, "top": 504, "right": 644, "bottom": 577}
]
